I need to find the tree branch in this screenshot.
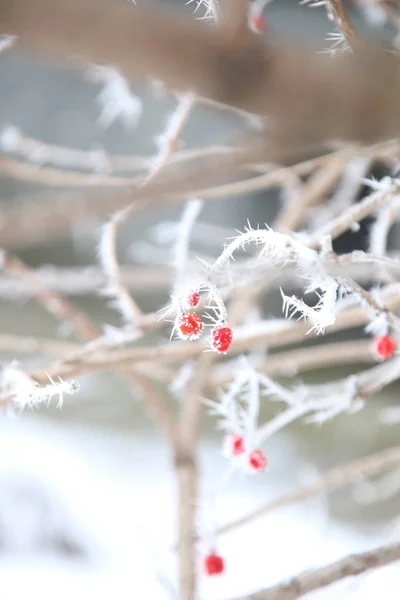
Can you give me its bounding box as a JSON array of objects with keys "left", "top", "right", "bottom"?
[
  {"left": 1, "top": 253, "right": 178, "bottom": 444},
  {"left": 2, "top": 250, "right": 99, "bottom": 341},
  {"left": 2, "top": 0, "right": 400, "bottom": 155},
  {"left": 240, "top": 541, "right": 400, "bottom": 599},
  {"left": 218, "top": 445, "right": 400, "bottom": 536},
  {"left": 25, "top": 282, "right": 400, "bottom": 382}
]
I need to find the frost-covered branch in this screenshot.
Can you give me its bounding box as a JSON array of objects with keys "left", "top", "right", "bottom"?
[
  {"left": 327, "top": 0, "right": 360, "bottom": 46},
  {"left": 209, "top": 225, "right": 339, "bottom": 334},
  {"left": 86, "top": 64, "right": 142, "bottom": 130},
  {"left": 3, "top": 4, "right": 400, "bottom": 597},
  {"left": 147, "top": 92, "right": 196, "bottom": 182},
  {"left": 98, "top": 214, "right": 143, "bottom": 323},
  {"left": 0, "top": 363, "right": 79, "bottom": 410},
  {"left": 98, "top": 92, "right": 197, "bottom": 325},
  {"left": 219, "top": 444, "right": 400, "bottom": 535},
  {"left": 311, "top": 177, "right": 400, "bottom": 247},
  {"left": 22, "top": 282, "right": 400, "bottom": 384},
  {"left": 1, "top": 249, "right": 99, "bottom": 341}
]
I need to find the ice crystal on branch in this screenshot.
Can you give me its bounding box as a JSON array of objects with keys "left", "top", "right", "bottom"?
[
  {"left": 186, "top": 0, "right": 221, "bottom": 22},
  {"left": 281, "top": 279, "right": 338, "bottom": 335},
  {"left": 205, "top": 364, "right": 260, "bottom": 441},
  {"left": 87, "top": 65, "right": 142, "bottom": 129},
  {"left": 207, "top": 364, "right": 368, "bottom": 472},
  {"left": 0, "top": 363, "right": 79, "bottom": 410},
  {"left": 365, "top": 312, "right": 390, "bottom": 337},
  {"left": 210, "top": 224, "right": 339, "bottom": 335},
  {"left": 323, "top": 31, "right": 350, "bottom": 56},
  {"left": 300, "top": 1, "right": 328, "bottom": 7},
  {"left": 0, "top": 125, "right": 21, "bottom": 153},
  {"left": 0, "top": 35, "right": 15, "bottom": 54}
]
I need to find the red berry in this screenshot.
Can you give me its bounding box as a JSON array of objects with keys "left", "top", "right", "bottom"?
[
  {"left": 176, "top": 312, "right": 203, "bottom": 340},
  {"left": 211, "top": 327, "right": 233, "bottom": 353},
  {"left": 250, "top": 13, "right": 266, "bottom": 33},
  {"left": 224, "top": 434, "right": 245, "bottom": 457},
  {"left": 248, "top": 449, "right": 267, "bottom": 472},
  {"left": 203, "top": 552, "right": 225, "bottom": 576},
  {"left": 373, "top": 335, "right": 397, "bottom": 360},
  {"left": 185, "top": 292, "right": 200, "bottom": 309}
]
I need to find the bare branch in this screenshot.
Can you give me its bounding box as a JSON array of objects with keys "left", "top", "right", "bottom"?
[
  {"left": 0, "top": 333, "right": 80, "bottom": 356},
  {"left": 218, "top": 445, "right": 400, "bottom": 536},
  {"left": 213, "top": 339, "right": 374, "bottom": 384},
  {"left": 1, "top": 140, "right": 396, "bottom": 250},
  {"left": 239, "top": 540, "right": 400, "bottom": 599},
  {"left": 0, "top": 253, "right": 178, "bottom": 444},
  {"left": 24, "top": 282, "right": 400, "bottom": 383},
  {"left": 3, "top": 0, "right": 400, "bottom": 154}
]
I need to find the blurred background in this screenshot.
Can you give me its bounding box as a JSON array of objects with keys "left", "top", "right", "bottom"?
[{"left": 0, "top": 1, "right": 399, "bottom": 599}]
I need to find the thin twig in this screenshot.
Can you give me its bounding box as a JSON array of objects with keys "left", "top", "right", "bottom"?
[
  {"left": 0, "top": 128, "right": 229, "bottom": 174},
  {"left": 311, "top": 181, "right": 400, "bottom": 247},
  {"left": 275, "top": 154, "right": 346, "bottom": 231},
  {"left": 1, "top": 141, "right": 396, "bottom": 250}
]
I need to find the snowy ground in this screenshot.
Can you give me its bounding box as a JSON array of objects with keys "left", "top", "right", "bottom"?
[{"left": 0, "top": 416, "right": 398, "bottom": 600}]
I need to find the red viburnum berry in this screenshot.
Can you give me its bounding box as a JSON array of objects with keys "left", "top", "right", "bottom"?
[
  {"left": 185, "top": 291, "right": 200, "bottom": 309},
  {"left": 203, "top": 552, "right": 225, "bottom": 576},
  {"left": 248, "top": 449, "right": 267, "bottom": 472},
  {"left": 373, "top": 335, "right": 397, "bottom": 361},
  {"left": 176, "top": 312, "right": 203, "bottom": 340},
  {"left": 211, "top": 327, "right": 233, "bottom": 353},
  {"left": 224, "top": 433, "right": 246, "bottom": 457},
  {"left": 250, "top": 13, "right": 266, "bottom": 33}
]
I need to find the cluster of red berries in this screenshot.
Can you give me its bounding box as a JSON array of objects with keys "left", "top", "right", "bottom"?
[
  {"left": 373, "top": 335, "right": 397, "bottom": 361},
  {"left": 224, "top": 433, "right": 267, "bottom": 472},
  {"left": 175, "top": 292, "right": 233, "bottom": 353}
]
